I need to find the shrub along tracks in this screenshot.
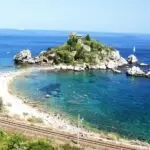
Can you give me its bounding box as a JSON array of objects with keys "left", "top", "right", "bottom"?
[{"left": 0, "top": 117, "right": 146, "bottom": 150}]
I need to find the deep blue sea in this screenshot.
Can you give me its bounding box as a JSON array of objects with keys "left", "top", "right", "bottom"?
[{"left": 1, "top": 30, "right": 150, "bottom": 141}]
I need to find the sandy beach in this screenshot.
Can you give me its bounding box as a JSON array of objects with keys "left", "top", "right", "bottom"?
[
  {"left": 0, "top": 68, "right": 98, "bottom": 137},
  {"left": 0, "top": 67, "right": 149, "bottom": 149}
]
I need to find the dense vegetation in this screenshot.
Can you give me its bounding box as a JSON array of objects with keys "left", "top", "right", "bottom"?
[
  {"left": 0, "top": 130, "right": 82, "bottom": 150},
  {"left": 44, "top": 33, "right": 114, "bottom": 65}
]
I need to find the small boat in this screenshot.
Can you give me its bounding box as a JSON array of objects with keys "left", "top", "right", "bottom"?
[
  {"left": 133, "top": 46, "right": 136, "bottom": 53},
  {"left": 140, "top": 63, "right": 148, "bottom": 66}
]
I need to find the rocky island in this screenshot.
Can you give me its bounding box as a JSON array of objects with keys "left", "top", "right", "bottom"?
[
  {"left": 14, "top": 33, "right": 127, "bottom": 70},
  {"left": 14, "top": 32, "right": 150, "bottom": 77}
]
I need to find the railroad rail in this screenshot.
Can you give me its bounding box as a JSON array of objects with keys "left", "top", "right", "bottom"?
[{"left": 0, "top": 117, "right": 147, "bottom": 150}]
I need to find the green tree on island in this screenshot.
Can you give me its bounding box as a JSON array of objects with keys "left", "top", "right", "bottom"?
[{"left": 85, "top": 34, "right": 91, "bottom": 41}]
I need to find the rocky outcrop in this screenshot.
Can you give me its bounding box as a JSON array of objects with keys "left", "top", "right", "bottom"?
[
  {"left": 109, "top": 51, "right": 121, "bottom": 60},
  {"left": 111, "top": 51, "right": 128, "bottom": 66},
  {"left": 126, "top": 66, "right": 145, "bottom": 77},
  {"left": 106, "top": 60, "right": 116, "bottom": 69},
  {"left": 127, "top": 54, "right": 138, "bottom": 64},
  {"left": 34, "top": 56, "right": 41, "bottom": 63},
  {"left": 25, "top": 58, "right": 35, "bottom": 64},
  {"left": 13, "top": 49, "right": 35, "bottom": 64},
  {"left": 37, "top": 51, "right": 54, "bottom": 64},
  {"left": 99, "top": 63, "right": 107, "bottom": 69},
  {"left": 106, "top": 51, "right": 128, "bottom": 69},
  {"left": 81, "top": 44, "right": 91, "bottom": 52},
  {"left": 88, "top": 64, "right": 106, "bottom": 70},
  {"left": 74, "top": 65, "right": 85, "bottom": 71},
  {"left": 117, "top": 57, "right": 128, "bottom": 67},
  {"left": 146, "top": 71, "right": 150, "bottom": 78}
]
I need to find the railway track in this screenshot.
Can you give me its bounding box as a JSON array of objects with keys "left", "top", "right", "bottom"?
[{"left": 0, "top": 117, "right": 146, "bottom": 150}]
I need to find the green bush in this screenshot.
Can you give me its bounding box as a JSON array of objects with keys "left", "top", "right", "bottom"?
[
  {"left": 90, "top": 41, "right": 100, "bottom": 50},
  {"left": 75, "top": 48, "right": 98, "bottom": 64},
  {"left": 0, "top": 131, "right": 83, "bottom": 150},
  {"left": 0, "top": 131, "right": 5, "bottom": 140},
  {"left": 75, "top": 43, "right": 82, "bottom": 51},
  {"left": 53, "top": 55, "right": 62, "bottom": 64},
  {"left": 5, "top": 134, "right": 26, "bottom": 150},
  {"left": 67, "top": 37, "right": 78, "bottom": 46},
  {"left": 84, "top": 34, "right": 91, "bottom": 41},
  {"left": 74, "top": 47, "right": 85, "bottom": 60},
  {"left": 55, "top": 50, "right": 74, "bottom": 64},
  {"left": 27, "top": 140, "right": 54, "bottom": 150},
  {"left": 84, "top": 41, "right": 91, "bottom": 46}
]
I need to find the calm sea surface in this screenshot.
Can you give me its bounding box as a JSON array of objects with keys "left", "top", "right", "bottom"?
[{"left": 1, "top": 30, "right": 150, "bottom": 141}]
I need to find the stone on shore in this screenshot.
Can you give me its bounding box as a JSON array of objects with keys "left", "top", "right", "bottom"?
[
  {"left": 66, "top": 65, "right": 74, "bottom": 70},
  {"left": 126, "top": 66, "right": 145, "bottom": 77},
  {"left": 146, "top": 71, "right": 150, "bottom": 78},
  {"left": 107, "top": 51, "right": 128, "bottom": 69},
  {"left": 27, "top": 58, "right": 35, "bottom": 64},
  {"left": 34, "top": 56, "right": 41, "bottom": 63},
  {"left": 127, "top": 54, "right": 138, "bottom": 64},
  {"left": 99, "top": 63, "right": 107, "bottom": 69},
  {"left": 106, "top": 60, "right": 117, "bottom": 69},
  {"left": 117, "top": 57, "right": 128, "bottom": 66},
  {"left": 14, "top": 49, "right": 34, "bottom": 64},
  {"left": 88, "top": 65, "right": 100, "bottom": 70},
  {"left": 74, "top": 65, "right": 85, "bottom": 71},
  {"left": 110, "top": 50, "right": 121, "bottom": 60},
  {"left": 89, "top": 63, "right": 107, "bottom": 70}
]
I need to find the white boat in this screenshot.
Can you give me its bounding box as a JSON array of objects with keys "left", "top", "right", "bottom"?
[{"left": 133, "top": 46, "right": 136, "bottom": 53}]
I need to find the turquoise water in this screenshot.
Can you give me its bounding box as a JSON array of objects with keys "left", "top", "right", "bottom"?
[
  {"left": 1, "top": 30, "right": 150, "bottom": 141},
  {"left": 12, "top": 70, "right": 150, "bottom": 141}
]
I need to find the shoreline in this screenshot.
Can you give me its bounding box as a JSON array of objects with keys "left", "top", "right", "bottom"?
[{"left": 0, "top": 67, "right": 149, "bottom": 149}]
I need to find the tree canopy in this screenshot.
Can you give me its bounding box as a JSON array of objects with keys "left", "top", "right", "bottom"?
[{"left": 48, "top": 33, "right": 114, "bottom": 65}]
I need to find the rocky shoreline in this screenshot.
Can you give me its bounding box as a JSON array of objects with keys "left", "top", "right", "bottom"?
[
  {"left": 13, "top": 49, "right": 128, "bottom": 70},
  {"left": 14, "top": 49, "right": 150, "bottom": 78}
]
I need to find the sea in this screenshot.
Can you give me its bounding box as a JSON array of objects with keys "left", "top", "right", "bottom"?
[{"left": 0, "top": 29, "right": 150, "bottom": 141}]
